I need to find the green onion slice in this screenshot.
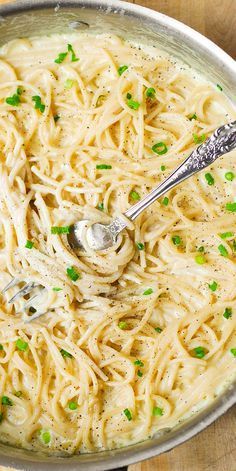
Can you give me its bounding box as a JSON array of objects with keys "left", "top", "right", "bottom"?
[
  {"left": 208, "top": 281, "right": 218, "bottom": 292},
  {"left": 172, "top": 235, "right": 181, "bottom": 246},
  {"left": 118, "top": 321, "right": 127, "bottom": 330},
  {"left": 60, "top": 349, "right": 73, "bottom": 358},
  {"left": 146, "top": 87, "right": 156, "bottom": 98},
  {"left": 54, "top": 52, "right": 67, "bottom": 63},
  {"left": 205, "top": 173, "right": 214, "bottom": 186},
  {"left": 118, "top": 65, "right": 128, "bottom": 76},
  {"left": 32, "top": 95, "right": 45, "bottom": 113},
  {"left": 153, "top": 406, "right": 163, "bottom": 416},
  {"left": 193, "top": 346, "right": 206, "bottom": 358},
  {"left": 223, "top": 307, "right": 232, "bottom": 319},
  {"left": 226, "top": 202, "right": 236, "bottom": 212},
  {"left": 67, "top": 44, "right": 79, "bottom": 62},
  {"left": 16, "top": 339, "right": 28, "bottom": 351},
  {"left": 218, "top": 244, "right": 228, "bottom": 257},
  {"left": 225, "top": 171, "right": 235, "bottom": 181},
  {"left": 193, "top": 133, "right": 206, "bottom": 144},
  {"left": 66, "top": 266, "right": 80, "bottom": 282},
  {"left": 1, "top": 396, "right": 13, "bottom": 406},
  {"left": 143, "top": 288, "right": 153, "bottom": 295},
  {"left": 136, "top": 242, "right": 144, "bottom": 250},
  {"left": 96, "top": 164, "right": 112, "bottom": 170},
  {"left": 123, "top": 408, "right": 132, "bottom": 421},
  {"left": 152, "top": 142, "right": 168, "bottom": 155},
  {"left": 195, "top": 254, "right": 206, "bottom": 264},
  {"left": 51, "top": 226, "right": 71, "bottom": 234},
  {"left": 134, "top": 359, "right": 144, "bottom": 367}
]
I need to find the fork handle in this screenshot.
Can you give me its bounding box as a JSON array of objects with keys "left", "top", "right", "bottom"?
[{"left": 124, "top": 120, "right": 236, "bottom": 221}]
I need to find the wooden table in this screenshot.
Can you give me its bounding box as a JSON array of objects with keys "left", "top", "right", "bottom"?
[{"left": 0, "top": 1, "right": 235, "bottom": 471}]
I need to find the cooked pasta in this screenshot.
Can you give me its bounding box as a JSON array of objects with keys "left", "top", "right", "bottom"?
[{"left": 0, "top": 33, "right": 235, "bottom": 455}]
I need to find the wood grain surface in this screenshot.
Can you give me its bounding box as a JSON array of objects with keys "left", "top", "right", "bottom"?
[{"left": 0, "top": 1, "right": 235, "bottom": 471}]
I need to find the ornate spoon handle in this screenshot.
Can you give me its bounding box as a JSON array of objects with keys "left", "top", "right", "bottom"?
[{"left": 108, "top": 121, "right": 236, "bottom": 236}]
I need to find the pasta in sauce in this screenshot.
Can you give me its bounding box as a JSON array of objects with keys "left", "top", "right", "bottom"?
[{"left": 0, "top": 33, "right": 235, "bottom": 454}]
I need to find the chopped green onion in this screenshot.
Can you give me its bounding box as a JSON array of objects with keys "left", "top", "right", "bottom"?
[
  {"left": 0, "top": 345, "right": 3, "bottom": 351},
  {"left": 66, "top": 266, "right": 80, "bottom": 282},
  {"left": 152, "top": 142, "right": 168, "bottom": 155},
  {"left": 226, "top": 202, "right": 236, "bottom": 212},
  {"left": 208, "top": 281, "right": 218, "bottom": 292},
  {"left": 193, "top": 346, "right": 206, "bottom": 358},
  {"left": 193, "top": 133, "right": 206, "bottom": 144},
  {"left": 146, "top": 87, "right": 156, "bottom": 98},
  {"left": 153, "top": 406, "right": 163, "bottom": 416},
  {"left": 1, "top": 396, "right": 12, "bottom": 406},
  {"left": 127, "top": 98, "right": 140, "bottom": 110},
  {"left": 225, "top": 171, "right": 235, "bottom": 181},
  {"left": 16, "top": 339, "right": 28, "bottom": 352},
  {"left": 40, "top": 430, "right": 51, "bottom": 445},
  {"left": 60, "top": 349, "right": 73, "bottom": 359},
  {"left": 64, "top": 79, "right": 74, "bottom": 89},
  {"left": 134, "top": 359, "right": 144, "bottom": 367},
  {"left": 172, "top": 235, "right": 181, "bottom": 246},
  {"left": 136, "top": 242, "right": 144, "bottom": 250},
  {"left": 32, "top": 95, "right": 45, "bottom": 113},
  {"left": 68, "top": 400, "right": 78, "bottom": 410},
  {"left": 198, "top": 246, "right": 205, "bottom": 253},
  {"left": 155, "top": 327, "right": 163, "bottom": 333},
  {"left": 126, "top": 92, "right": 132, "bottom": 99},
  {"left": 118, "top": 65, "right": 128, "bottom": 76},
  {"left": 220, "top": 232, "right": 234, "bottom": 239},
  {"left": 6, "top": 86, "right": 22, "bottom": 106},
  {"left": 0, "top": 412, "right": 3, "bottom": 423},
  {"left": 123, "top": 408, "right": 132, "bottom": 421},
  {"left": 14, "top": 391, "right": 22, "bottom": 397},
  {"left": 67, "top": 44, "right": 79, "bottom": 62},
  {"left": 162, "top": 196, "right": 169, "bottom": 206},
  {"left": 195, "top": 254, "right": 206, "bottom": 264},
  {"left": 216, "top": 84, "right": 223, "bottom": 91},
  {"left": 54, "top": 51, "right": 67, "bottom": 63},
  {"left": 143, "top": 288, "right": 153, "bottom": 295},
  {"left": 54, "top": 115, "right": 60, "bottom": 122},
  {"left": 160, "top": 165, "right": 166, "bottom": 171},
  {"left": 188, "top": 113, "right": 197, "bottom": 121},
  {"left": 223, "top": 307, "right": 232, "bottom": 319},
  {"left": 130, "top": 190, "right": 140, "bottom": 201},
  {"left": 6, "top": 93, "right": 20, "bottom": 106},
  {"left": 218, "top": 244, "right": 228, "bottom": 257},
  {"left": 52, "top": 287, "right": 62, "bottom": 292},
  {"left": 205, "top": 173, "right": 214, "bottom": 186},
  {"left": 96, "top": 164, "right": 112, "bottom": 170},
  {"left": 118, "top": 321, "right": 127, "bottom": 330},
  {"left": 51, "top": 226, "right": 71, "bottom": 234},
  {"left": 137, "top": 370, "right": 143, "bottom": 377},
  {"left": 97, "top": 202, "right": 104, "bottom": 211},
  {"left": 25, "top": 240, "right": 34, "bottom": 249},
  {"left": 230, "top": 348, "right": 236, "bottom": 357}
]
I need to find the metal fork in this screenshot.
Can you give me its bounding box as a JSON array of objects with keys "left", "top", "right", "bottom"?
[
  {"left": 1, "top": 278, "right": 46, "bottom": 322},
  {"left": 2, "top": 120, "right": 236, "bottom": 319}
]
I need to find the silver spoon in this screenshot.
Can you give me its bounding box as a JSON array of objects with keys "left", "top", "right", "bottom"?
[{"left": 68, "top": 120, "right": 236, "bottom": 251}]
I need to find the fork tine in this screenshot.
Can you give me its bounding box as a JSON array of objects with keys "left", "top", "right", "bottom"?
[
  {"left": 8, "top": 282, "right": 36, "bottom": 304},
  {"left": 1, "top": 278, "right": 19, "bottom": 294},
  {"left": 23, "top": 287, "right": 46, "bottom": 308}
]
